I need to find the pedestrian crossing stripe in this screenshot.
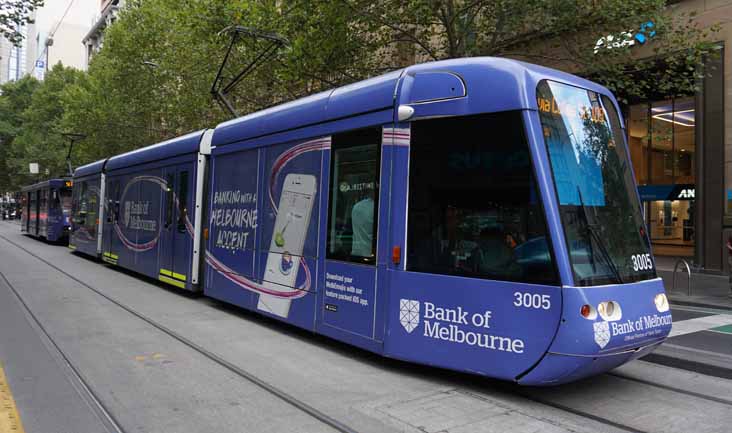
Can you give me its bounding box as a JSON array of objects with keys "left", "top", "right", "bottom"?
[{"left": 0, "top": 362, "right": 26, "bottom": 433}]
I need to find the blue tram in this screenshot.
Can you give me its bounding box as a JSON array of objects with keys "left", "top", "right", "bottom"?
[
  {"left": 70, "top": 57, "right": 672, "bottom": 385},
  {"left": 21, "top": 179, "right": 73, "bottom": 242},
  {"left": 69, "top": 159, "right": 106, "bottom": 255}
]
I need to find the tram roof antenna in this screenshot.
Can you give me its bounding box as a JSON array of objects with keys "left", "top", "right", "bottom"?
[
  {"left": 60, "top": 132, "right": 86, "bottom": 177},
  {"left": 211, "top": 25, "right": 289, "bottom": 119}
]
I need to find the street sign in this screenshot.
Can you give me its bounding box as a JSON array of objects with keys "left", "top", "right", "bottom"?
[
  {"left": 29, "top": 163, "right": 38, "bottom": 174},
  {"left": 34, "top": 60, "right": 45, "bottom": 80}
]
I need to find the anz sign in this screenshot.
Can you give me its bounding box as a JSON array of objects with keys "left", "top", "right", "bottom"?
[
  {"left": 638, "top": 184, "right": 695, "bottom": 202},
  {"left": 594, "top": 21, "right": 656, "bottom": 54},
  {"left": 677, "top": 188, "right": 695, "bottom": 199}
]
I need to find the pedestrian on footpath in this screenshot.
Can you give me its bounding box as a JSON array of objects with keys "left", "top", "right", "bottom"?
[{"left": 727, "top": 235, "right": 732, "bottom": 297}]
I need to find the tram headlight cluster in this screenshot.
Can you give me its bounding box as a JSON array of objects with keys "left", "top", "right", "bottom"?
[
  {"left": 597, "top": 301, "right": 622, "bottom": 321},
  {"left": 580, "top": 301, "right": 622, "bottom": 321},
  {"left": 654, "top": 293, "right": 669, "bottom": 312}
]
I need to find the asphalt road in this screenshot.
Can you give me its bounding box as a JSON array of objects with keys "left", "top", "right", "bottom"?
[{"left": 1, "top": 221, "right": 731, "bottom": 433}]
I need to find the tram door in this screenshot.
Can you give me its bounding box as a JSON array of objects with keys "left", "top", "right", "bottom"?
[
  {"left": 321, "top": 127, "right": 383, "bottom": 340},
  {"left": 24, "top": 192, "right": 31, "bottom": 231},
  {"left": 161, "top": 167, "right": 191, "bottom": 286},
  {"left": 103, "top": 179, "right": 120, "bottom": 262},
  {"left": 34, "top": 190, "right": 40, "bottom": 235}
]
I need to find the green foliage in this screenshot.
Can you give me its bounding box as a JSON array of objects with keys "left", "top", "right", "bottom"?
[
  {"left": 3, "top": 64, "right": 85, "bottom": 189},
  {"left": 0, "top": 0, "right": 721, "bottom": 193},
  {"left": 0, "top": 0, "right": 44, "bottom": 45},
  {"left": 0, "top": 75, "right": 38, "bottom": 190}
]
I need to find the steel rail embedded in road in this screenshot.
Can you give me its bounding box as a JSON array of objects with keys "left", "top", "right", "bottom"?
[
  {"left": 0, "top": 233, "right": 358, "bottom": 433},
  {"left": 0, "top": 270, "right": 125, "bottom": 433},
  {"left": 607, "top": 371, "right": 732, "bottom": 407},
  {"left": 6, "top": 227, "right": 732, "bottom": 433}
]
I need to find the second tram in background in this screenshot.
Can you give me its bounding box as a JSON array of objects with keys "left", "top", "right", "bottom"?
[
  {"left": 20, "top": 178, "right": 73, "bottom": 243},
  {"left": 66, "top": 57, "right": 671, "bottom": 385}
]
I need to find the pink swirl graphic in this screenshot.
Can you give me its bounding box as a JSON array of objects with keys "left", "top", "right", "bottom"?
[
  {"left": 205, "top": 137, "right": 327, "bottom": 295},
  {"left": 113, "top": 175, "right": 168, "bottom": 252},
  {"left": 268, "top": 138, "right": 330, "bottom": 213},
  {"left": 206, "top": 251, "right": 309, "bottom": 299}
]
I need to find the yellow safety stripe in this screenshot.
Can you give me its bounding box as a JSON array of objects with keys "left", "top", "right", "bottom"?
[
  {"left": 103, "top": 252, "right": 118, "bottom": 260},
  {"left": 0, "top": 362, "right": 26, "bottom": 433},
  {"left": 159, "top": 275, "right": 185, "bottom": 289},
  {"left": 102, "top": 256, "right": 117, "bottom": 265},
  {"left": 159, "top": 269, "right": 186, "bottom": 282},
  {"left": 68, "top": 244, "right": 76, "bottom": 250}
]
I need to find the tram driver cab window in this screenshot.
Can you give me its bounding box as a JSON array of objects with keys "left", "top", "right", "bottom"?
[{"left": 407, "top": 112, "right": 558, "bottom": 285}]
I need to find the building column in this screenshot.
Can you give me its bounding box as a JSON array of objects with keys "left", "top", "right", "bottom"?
[{"left": 698, "top": 45, "right": 725, "bottom": 271}]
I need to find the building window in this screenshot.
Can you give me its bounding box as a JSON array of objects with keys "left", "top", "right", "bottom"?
[{"left": 626, "top": 96, "right": 696, "bottom": 258}]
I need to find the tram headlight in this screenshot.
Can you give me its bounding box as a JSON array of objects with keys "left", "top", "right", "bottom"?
[
  {"left": 597, "top": 301, "right": 622, "bottom": 321},
  {"left": 654, "top": 293, "right": 669, "bottom": 312}
]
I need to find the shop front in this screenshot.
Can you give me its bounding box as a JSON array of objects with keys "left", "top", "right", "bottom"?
[
  {"left": 627, "top": 97, "right": 697, "bottom": 259},
  {"left": 638, "top": 184, "right": 695, "bottom": 257}
]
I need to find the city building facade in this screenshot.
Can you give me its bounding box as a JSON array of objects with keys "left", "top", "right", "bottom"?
[
  {"left": 0, "top": 24, "right": 28, "bottom": 84},
  {"left": 25, "top": 0, "right": 97, "bottom": 78},
  {"left": 82, "top": 0, "right": 125, "bottom": 68},
  {"left": 623, "top": 0, "right": 730, "bottom": 273}
]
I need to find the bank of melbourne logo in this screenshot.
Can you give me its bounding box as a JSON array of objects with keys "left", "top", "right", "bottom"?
[
  {"left": 399, "top": 299, "right": 420, "bottom": 333},
  {"left": 593, "top": 321, "right": 611, "bottom": 349}
]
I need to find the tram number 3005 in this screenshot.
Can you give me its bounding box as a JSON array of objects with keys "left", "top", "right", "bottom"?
[
  {"left": 631, "top": 253, "right": 653, "bottom": 272},
  {"left": 513, "top": 292, "right": 551, "bottom": 310}
]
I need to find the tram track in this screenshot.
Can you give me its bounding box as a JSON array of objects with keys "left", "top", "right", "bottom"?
[
  {"left": 0, "top": 234, "right": 357, "bottom": 433},
  {"left": 0, "top": 269, "right": 126, "bottom": 433},
  {"left": 606, "top": 371, "right": 732, "bottom": 407},
  {"left": 4, "top": 230, "right": 732, "bottom": 433},
  {"left": 459, "top": 387, "right": 650, "bottom": 433}
]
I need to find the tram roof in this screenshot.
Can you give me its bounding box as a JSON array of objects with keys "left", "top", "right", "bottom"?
[
  {"left": 73, "top": 158, "right": 107, "bottom": 178},
  {"left": 105, "top": 130, "right": 205, "bottom": 172},
  {"left": 21, "top": 178, "right": 71, "bottom": 191},
  {"left": 212, "top": 57, "right": 611, "bottom": 147}
]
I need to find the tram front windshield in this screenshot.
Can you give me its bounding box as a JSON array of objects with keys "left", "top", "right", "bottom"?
[{"left": 537, "top": 80, "right": 655, "bottom": 286}]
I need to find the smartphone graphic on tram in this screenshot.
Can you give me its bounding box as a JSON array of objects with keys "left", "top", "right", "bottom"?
[{"left": 257, "top": 173, "right": 317, "bottom": 318}]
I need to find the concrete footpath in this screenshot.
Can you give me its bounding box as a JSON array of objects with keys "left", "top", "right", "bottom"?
[{"left": 644, "top": 263, "right": 732, "bottom": 379}]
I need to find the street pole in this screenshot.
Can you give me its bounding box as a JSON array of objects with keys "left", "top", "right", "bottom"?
[{"left": 45, "top": 36, "right": 53, "bottom": 73}]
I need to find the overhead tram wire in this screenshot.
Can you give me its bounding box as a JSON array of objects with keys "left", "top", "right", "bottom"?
[{"left": 33, "top": 0, "right": 75, "bottom": 69}]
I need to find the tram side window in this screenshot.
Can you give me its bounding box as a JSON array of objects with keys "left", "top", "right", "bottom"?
[
  {"left": 76, "top": 182, "right": 88, "bottom": 224},
  {"left": 40, "top": 189, "right": 47, "bottom": 216},
  {"left": 51, "top": 188, "right": 60, "bottom": 211},
  {"left": 327, "top": 128, "right": 381, "bottom": 265},
  {"left": 407, "top": 112, "right": 558, "bottom": 285}
]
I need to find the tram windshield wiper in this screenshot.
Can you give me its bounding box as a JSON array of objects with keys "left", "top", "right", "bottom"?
[{"left": 576, "top": 188, "right": 624, "bottom": 285}]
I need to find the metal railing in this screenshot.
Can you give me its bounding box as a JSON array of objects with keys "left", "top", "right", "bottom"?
[{"left": 672, "top": 258, "right": 692, "bottom": 296}]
